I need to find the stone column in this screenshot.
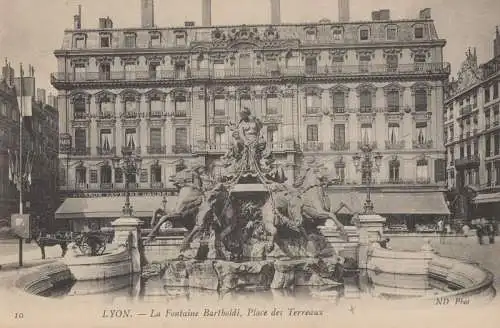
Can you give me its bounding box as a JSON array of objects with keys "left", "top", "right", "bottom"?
[
  {"left": 353, "top": 213, "right": 386, "bottom": 268},
  {"left": 111, "top": 217, "right": 145, "bottom": 273}
]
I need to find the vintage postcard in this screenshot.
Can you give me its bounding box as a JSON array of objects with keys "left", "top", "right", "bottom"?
[{"left": 0, "top": 0, "right": 499, "bottom": 327}]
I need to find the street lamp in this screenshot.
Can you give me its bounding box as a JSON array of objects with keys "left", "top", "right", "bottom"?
[
  {"left": 112, "top": 148, "right": 142, "bottom": 217},
  {"left": 353, "top": 144, "right": 383, "bottom": 214}
]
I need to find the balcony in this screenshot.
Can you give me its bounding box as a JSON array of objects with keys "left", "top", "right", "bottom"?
[
  {"left": 70, "top": 147, "right": 90, "bottom": 156},
  {"left": 148, "top": 111, "right": 165, "bottom": 118},
  {"left": 268, "top": 140, "right": 298, "bottom": 152},
  {"left": 357, "top": 141, "right": 378, "bottom": 150},
  {"left": 73, "top": 112, "right": 89, "bottom": 120},
  {"left": 147, "top": 146, "right": 166, "bottom": 154},
  {"left": 122, "top": 111, "right": 139, "bottom": 119},
  {"left": 121, "top": 146, "right": 141, "bottom": 155},
  {"left": 96, "top": 146, "right": 116, "bottom": 156},
  {"left": 330, "top": 142, "right": 350, "bottom": 151},
  {"left": 332, "top": 107, "right": 346, "bottom": 114},
  {"left": 412, "top": 140, "right": 433, "bottom": 149},
  {"left": 454, "top": 155, "right": 481, "bottom": 169},
  {"left": 385, "top": 140, "right": 405, "bottom": 150},
  {"left": 172, "top": 145, "right": 192, "bottom": 154},
  {"left": 379, "top": 178, "right": 432, "bottom": 185},
  {"left": 98, "top": 111, "right": 114, "bottom": 120},
  {"left": 50, "top": 62, "right": 451, "bottom": 86},
  {"left": 305, "top": 107, "right": 321, "bottom": 115},
  {"left": 150, "top": 182, "right": 164, "bottom": 189},
  {"left": 303, "top": 141, "right": 323, "bottom": 152},
  {"left": 459, "top": 105, "right": 473, "bottom": 117},
  {"left": 174, "top": 110, "right": 188, "bottom": 117}
]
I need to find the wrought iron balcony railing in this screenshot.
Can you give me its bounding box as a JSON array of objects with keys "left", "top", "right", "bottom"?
[
  {"left": 303, "top": 141, "right": 324, "bottom": 152},
  {"left": 172, "top": 144, "right": 192, "bottom": 154},
  {"left": 330, "top": 142, "right": 350, "bottom": 151},
  {"left": 147, "top": 146, "right": 166, "bottom": 154},
  {"left": 70, "top": 147, "right": 91, "bottom": 156},
  {"left": 96, "top": 146, "right": 116, "bottom": 156},
  {"left": 412, "top": 140, "right": 433, "bottom": 149},
  {"left": 385, "top": 140, "right": 405, "bottom": 150}
]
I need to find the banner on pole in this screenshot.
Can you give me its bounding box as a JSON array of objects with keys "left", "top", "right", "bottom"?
[{"left": 10, "top": 213, "right": 31, "bottom": 239}]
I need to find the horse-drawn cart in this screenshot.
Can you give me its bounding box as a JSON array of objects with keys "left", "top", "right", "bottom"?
[{"left": 34, "top": 230, "right": 112, "bottom": 259}]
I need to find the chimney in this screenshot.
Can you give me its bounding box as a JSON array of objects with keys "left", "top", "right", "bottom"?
[
  {"left": 2, "top": 60, "right": 15, "bottom": 86},
  {"left": 270, "top": 0, "right": 280, "bottom": 25},
  {"left": 371, "top": 10, "right": 381, "bottom": 21},
  {"left": 379, "top": 9, "right": 390, "bottom": 20},
  {"left": 37, "top": 88, "right": 46, "bottom": 104},
  {"left": 419, "top": 8, "right": 432, "bottom": 19},
  {"left": 141, "top": 0, "right": 155, "bottom": 28},
  {"left": 338, "top": 0, "right": 350, "bottom": 22},
  {"left": 202, "top": 0, "right": 211, "bottom": 27},
  {"left": 74, "top": 5, "right": 82, "bottom": 29},
  {"left": 99, "top": 18, "right": 107, "bottom": 28}
]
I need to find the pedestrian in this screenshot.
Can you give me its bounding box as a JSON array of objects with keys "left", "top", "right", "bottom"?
[
  {"left": 487, "top": 222, "right": 495, "bottom": 244},
  {"left": 462, "top": 224, "right": 470, "bottom": 238},
  {"left": 476, "top": 222, "right": 484, "bottom": 245}
]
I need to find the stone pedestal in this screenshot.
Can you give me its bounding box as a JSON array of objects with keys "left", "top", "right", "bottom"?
[
  {"left": 111, "top": 217, "right": 144, "bottom": 274},
  {"left": 354, "top": 213, "right": 386, "bottom": 268}
]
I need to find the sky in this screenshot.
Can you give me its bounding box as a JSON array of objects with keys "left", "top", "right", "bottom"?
[{"left": 0, "top": 0, "right": 499, "bottom": 94}]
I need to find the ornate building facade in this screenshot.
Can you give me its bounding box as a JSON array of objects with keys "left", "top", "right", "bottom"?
[
  {"left": 445, "top": 27, "right": 500, "bottom": 224},
  {"left": 0, "top": 61, "right": 59, "bottom": 227},
  {"left": 52, "top": 1, "right": 450, "bottom": 232}
]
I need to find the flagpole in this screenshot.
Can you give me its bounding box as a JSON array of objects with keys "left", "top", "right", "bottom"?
[{"left": 18, "top": 63, "right": 24, "bottom": 267}]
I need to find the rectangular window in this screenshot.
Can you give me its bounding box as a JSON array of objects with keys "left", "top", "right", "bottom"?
[
  {"left": 115, "top": 168, "right": 123, "bottom": 184},
  {"left": 124, "top": 63, "right": 136, "bottom": 80},
  {"left": 305, "top": 58, "right": 317, "bottom": 75},
  {"left": 150, "top": 128, "right": 162, "bottom": 148},
  {"left": 174, "top": 62, "right": 186, "bottom": 79},
  {"left": 214, "top": 96, "right": 225, "bottom": 116},
  {"left": 359, "top": 54, "right": 371, "bottom": 73},
  {"left": 360, "top": 90, "right": 372, "bottom": 112},
  {"left": 416, "top": 122, "right": 427, "bottom": 144},
  {"left": 487, "top": 163, "right": 492, "bottom": 186},
  {"left": 175, "top": 97, "right": 187, "bottom": 116},
  {"left": 150, "top": 33, "right": 161, "bottom": 47},
  {"left": 306, "top": 95, "right": 320, "bottom": 114},
  {"left": 176, "top": 35, "right": 186, "bottom": 46},
  {"left": 73, "top": 98, "right": 86, "bottom": 113},
  {"left": 100, "top": 35, "right": 110, "bottom": 48},
  {"left": 100, "top": 129, "right": 112, "bottom": 151},
  {"left": 388, "top": 123, "right": 399, "bottom": 144},
  {"left": 267, "top": 125, "right": 278, "bottom": 144},
  {"left": 333, "top": 92, "right": 345, "bottom": 112},
  {"left": 74, "top": 128, "right": 86, "bottom": 150},
  {"left": 266, "top": 58, "right": 279, "bottom": 75},
  {"left": 359, "top": 28, "right": 369, "bottom": 41},
  {"left": 124, "top": 34, "right": 136, "bottom": 48},
  {"left": 151, "top": 165, "right": 162, "bottom": 183},
  {"left": 175, "top": 127, "right": 188, "bottom": 146},
  {"left": 386, "top": 55, "right": 398, "bottom": 72},
  {"left": 415, "top": 90, "right": 428, "bottom": 112},
  {"left": 361, "top": 123, "right": 372, "bottom": 144},
  {"left": 386, "top": 27, "right": 397, "bottom": 40},
  {"left": 239, "top": 54, "right": 251, "bottom": 76},
  {"left": 387, "top": 90, "right": 399, "bottom": 111},
  {"left": 494, "top": 83, "right": 499, "bottom": 99},
  {"left": 486, "top": 134, "right": 491, "bottom": 156},
  {"left": 485, "top": 87, "right": 491, "bottom": 103},
  {"left": 306, "top": 31, "right": 316, "bottom": 41},
  {"left": 435, "top": 159, "right": 446, "bottom": 182},
  {"left": 215, "top": 126, "right": 226, "bottom": 145},
  {"left": 332, "top": 29, "right": 343, "bottom": 41},
  {"left": 140, "top": 169, "right": 148, "bottom": 183},
  {"left": 266, "top": 94, "right": 279, "bottom": 115},
  {"left": 124, "top": 99, "right": 136, "bottom": 113},
  {"left": 90, "top": 170, "right": 98, "bottom": 184},
  {"left": 389, "top": 162, "right": 399, "bottom": 181},
  {"left": 306, "top": 125, "right": 318, "bottom": 142},
  {"left": 496, "top": 164, "right": 500, "bottom": 186},
  {"left": 334, "top": 124, "right": 345, "bottom": 145},
  {"left": 417, "top": 161, "right": 428, "bottom": 181},
  {"left": 213, "top": 62, "right": 225, "bottom": 77},
  {"left": 495, "top": 132, "right": 500, "bottom": 155},
  {"left": 414, "top": 27, "right": 424, "bottom": 39},
  {"left": 75, "top": 167, "right": 86, "bottom": 184},
  {"left": 74, "top": 37, "right": 85, "bottom": 49},
  {"left": 150, "top": 99, "right": 163, "bottom": 112},
  {"left": 125, "top": 128, "right": 137, "bottom": 149},
  {"left": 74, "top": 64, "right": 86, "bottom": 81}
]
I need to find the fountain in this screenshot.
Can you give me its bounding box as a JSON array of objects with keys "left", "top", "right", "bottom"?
[{"left": 146, "top": 108, "right": 348, "bottom": 292}]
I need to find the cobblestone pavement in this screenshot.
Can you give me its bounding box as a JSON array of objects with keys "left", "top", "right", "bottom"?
[{"left": 388, "top": 235, "right": 500, "bottom": 288}]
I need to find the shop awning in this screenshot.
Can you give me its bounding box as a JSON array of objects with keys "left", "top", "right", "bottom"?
[
  {"left": 55, "top": 196, "right": 178, "bottom": 220},
  {"left": 329, "top": 192, "right": 450, "bottom": 215},
  {"left": 473, "top": 192, "right": 500, "bottom": 204}
]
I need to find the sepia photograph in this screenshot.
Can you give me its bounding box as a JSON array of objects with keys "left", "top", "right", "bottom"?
[{"left": 0, "top": 0, "right": 499, "bottom": 327}]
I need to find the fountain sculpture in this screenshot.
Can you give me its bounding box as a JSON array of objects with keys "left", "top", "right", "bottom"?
[{"left": 147, "top": 108, "right": 348, "bottom": 292}]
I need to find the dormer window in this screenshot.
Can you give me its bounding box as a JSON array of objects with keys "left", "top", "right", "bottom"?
[
  {"left": 124, "top": 33, "right": 137, "bottom": 48},
  {"left": 332, "top": 27, "right": 343, "bottom": 41},
  {"left": 414, "top": 25, "right": 424, "bottom": 39},
  {"left": 74, "top": 35, "right": 86, "bottom": 49},
  {"left": 100, "top": 34, "right": 111, "bottom": 48},
  {"left": 359, "top": 26, "right": 370, "bottom": 41},
  {"left": 306, "top": 30, "right": 317, "bottom": 41},
  {"left": 150, "top": 33, "right": 161, "bottom": 47},
  {"left": 386, "top": 25, "right": 398, "bottom": 40},
  {"left": 176, "top": 34, "right": 186, "bottom": 46}
]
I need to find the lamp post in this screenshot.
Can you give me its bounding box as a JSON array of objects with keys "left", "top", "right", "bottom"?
[
  {"left": 112, "top": 148, "right": 142, "bottom": 217},
  {"left": 352, "top": 144, "right": 383, "bottom": 214}
]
